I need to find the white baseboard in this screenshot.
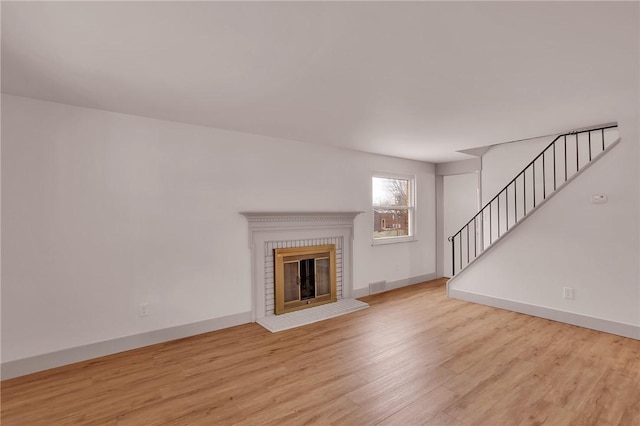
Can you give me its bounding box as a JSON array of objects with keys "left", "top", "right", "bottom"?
[
  {"left": 352, "top": 272, "right": 438, "bottom": 298},
  {"left": 1, "top": 311, "right": 252, "bottom": 380},
  {"left": 352, "top": 287, "right": 370, "bottom": 298},
  {"left": 448, "top": 287, "right": 640, "bottom": 340}
]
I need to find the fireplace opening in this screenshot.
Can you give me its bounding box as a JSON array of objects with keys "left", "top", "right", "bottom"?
[{"left": 275, "top": 244, "right": 337, "bottom": 315}]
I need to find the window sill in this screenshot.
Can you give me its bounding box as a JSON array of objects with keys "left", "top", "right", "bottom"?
[{"left": 372, "top": 236, "right": 417, "bottom": 246}]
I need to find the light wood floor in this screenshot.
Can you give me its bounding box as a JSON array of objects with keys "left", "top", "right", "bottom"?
[{"left": 2, "top": 278, "right": 639, "bottom": 425}]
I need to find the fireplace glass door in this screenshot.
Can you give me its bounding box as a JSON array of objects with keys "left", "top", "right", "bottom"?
[{"left": 275, "top": 245, "right": 336, "bottom": 314}]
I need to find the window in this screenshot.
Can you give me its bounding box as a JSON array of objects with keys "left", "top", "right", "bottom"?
[{"left": 372, "top": 173, "right": 415, "bottom": 244}]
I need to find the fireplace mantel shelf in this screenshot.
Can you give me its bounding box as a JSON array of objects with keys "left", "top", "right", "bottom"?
[
  {"left": 240, "top": 211, "right": 364, "bottom": 222},
  {"left": 240, "top": 212, "right": 364, "bottom": 239}
]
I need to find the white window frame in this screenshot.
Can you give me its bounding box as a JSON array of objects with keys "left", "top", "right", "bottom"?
[{"left": 372, "top": 172, "right": 417, "bottom": 245}]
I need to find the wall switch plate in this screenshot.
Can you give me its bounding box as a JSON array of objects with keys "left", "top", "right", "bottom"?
[
  {"left": 563, "top": 287, "right": 574, "bottom": 300},
  {"left": 590, "top": 194, "right": 608, "bottom": 204},
  {"left": 139, "top": 303, "right": 150, "bottom": 317}
]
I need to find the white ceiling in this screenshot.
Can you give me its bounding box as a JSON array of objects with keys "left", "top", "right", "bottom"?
[{"left": 2, "top": 1, "right": 638, "bottom": 163}]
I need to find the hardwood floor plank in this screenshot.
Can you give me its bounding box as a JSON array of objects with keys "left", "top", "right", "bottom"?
[
  {"left": 423, "top": 412, "right": 467, "bottom": 426},
  {"left": 439, "top": 313, "right": 531, "bottom": 374},
  {"left": 469, "top": 375, "right": 553, "bottom": 425},
  {"left": 540, "top": 352, "right": 607, "bottom": 413},
  {"left": 261, "top": 396, "right": 359, "bottom": 426},
  {"left": 618, "top": 378, "right": 640, "bottom": 426},
  {"left": 570, "top": 367, "right": 639, "bottom": 425},
  {"left": 516, "top": 400, "right": 577, "bottom": 426},
  {"left": 443, "top": 357, "right": 537, "bottom": 424},
  {"left": 232, "top": 373, "right": 367, "bottom": 425},
  {"left": 343, "top": 365, "right": 453, "bottom": 423},
  {"left": 377, "top": 385, "right": 458, "bottom": 426}
]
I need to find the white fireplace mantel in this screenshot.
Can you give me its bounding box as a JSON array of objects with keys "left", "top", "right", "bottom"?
[{"left": 240, "top": 211, "right": 363, "bottom": 320}]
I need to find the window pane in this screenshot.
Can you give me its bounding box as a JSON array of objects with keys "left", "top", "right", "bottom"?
[
  {"left": 283, "top": 262, "right": 299, "bottom": 302},
  {"left": 299, "top": 259, "right": 315, "bottom": 300},
  {"left": 373, "top": 209, "right": 410, "bottom": 238},
  {"left": 315, "top": 258, "right": 330, "bottom": 296},
  {"left": 373, "top": 177, "right": 409, "bottom": 207}
]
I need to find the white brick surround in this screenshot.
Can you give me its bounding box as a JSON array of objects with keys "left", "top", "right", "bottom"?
[
  {"left": 240, "top": 212, "right": 362, "bottom": 320},
  {"left": 264, "top": 238, "right": 343, "bottom": 316}
]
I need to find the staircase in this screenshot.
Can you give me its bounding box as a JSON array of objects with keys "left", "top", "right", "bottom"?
[{"left": 448, "top": 124, "right": 620, "bottom": 279}]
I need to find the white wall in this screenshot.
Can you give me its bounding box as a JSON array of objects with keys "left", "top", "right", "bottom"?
[
  {"left": 482, "top": 129, "right": 621, "bottom": 203},
  {"left": 450, "top": 115, "right": 640, "bottom": 330},
  {"left": 481, "top": 135, "right": 553, "bottom": 204},
  {"left": 481, "top": 130, "right": 619, "bottom": 245},
  {"left": 1, "top": 94, "right": 436, "bottom": 363},
  {"left": 435, "top": 158, "right": 481, "bottom": 277},
  {"left": 443, "top": 173, "right": 479, "bottom": 277}
]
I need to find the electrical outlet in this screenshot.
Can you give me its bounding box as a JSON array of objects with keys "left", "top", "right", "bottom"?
[
  {"left": 563, "top": 287, "right": 574, "bottom": 300},
  {"left": 139, "top": 303, "right": 150, "bottom": 317}
]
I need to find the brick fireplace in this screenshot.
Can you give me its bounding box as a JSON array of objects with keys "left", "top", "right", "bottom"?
[{"left": 240, "top": 211, "right": 362, "bottom": 320}]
